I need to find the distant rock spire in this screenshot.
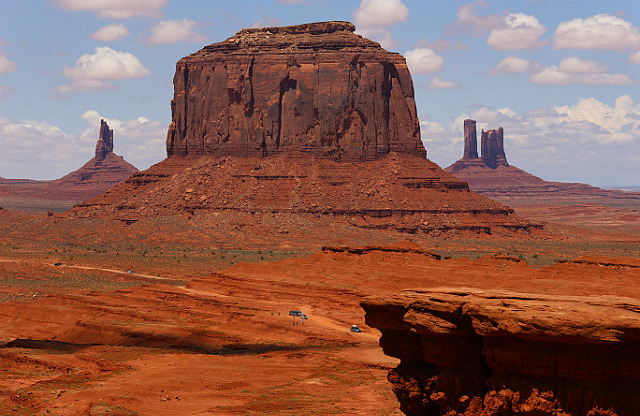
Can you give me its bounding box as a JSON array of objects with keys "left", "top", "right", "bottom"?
[
  {"left": 481, "top": 127, "right": 508, "bottom": 169},
  {"left": 95, "top": 119, "right": 114, "bottom": 160},
  {"left": 463, "top": 119, "right": 478, "bottom": 159}
]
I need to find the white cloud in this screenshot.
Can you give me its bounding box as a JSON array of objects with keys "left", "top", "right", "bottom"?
[
  {"left": 486, "top": 13, "right": 547, "bottom": 50},
  {"left": 557, "top": 56, "right": 607, "bottom": 73},
  {"left": 404, "top": 48, "right": 444, "bottom": 75},
  {"left": 0, "top": 50, "right": 17, "bottom": 73},
  {"left": 0, "top": 117, "right": 85, "bottom": 179},
  {"left": 57, "top": 47, "right": 150, "bottom": 93},
  {"left": 491, "top": 56, "right": 531, "bottom": 74},
  {"left": 146, "top": 19, "right": 207, "bottom": 45},
  {"left": 427, "top": 76, "right": 460, "bottom": 89},
  {"left": 554, "top": 14, "right": 640, "bottom": 51},
  {"left": 49, "top": 0, "right": 167, "bottom": 19},
  {"left": 629, "top": 51, "right": 640, "bottom": 64},
  {"left": 354, "top": 0, "right": 409, "bottom": 28},
  {"left": 530, "top": 64, "right": 634, "bottom": 86},
  {"left": 90, "top": 24, "right": 130, "bottom": 42},
  {"left": 353, "top": 0, "right": 409, "bottom": 49}
]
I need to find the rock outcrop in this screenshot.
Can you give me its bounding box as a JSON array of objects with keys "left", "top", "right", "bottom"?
[
  {"left": 95, "top": 119, "right": 114, "bottom": 160},
  {"left": 480, "top": 127, "right": 507, "bottom": 169},
  {"left": 449, "top": 119, "right": 507, "bottom": 172},
  {"left": 362, "top": 288, "right": 640, "bottom": 416},
  {"left": 463, "top": 119, "right": 478, "bottom": 160},
  {"left": 166, "top": 21, "right": 425, "bottom": 161}
]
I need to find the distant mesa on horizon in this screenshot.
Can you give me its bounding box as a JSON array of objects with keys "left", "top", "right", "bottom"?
[
  {"left": 449, "top": 119, "right": 508, "bottom": 172},
  {"left": 165, "top": 21, "right": 426, "bottom": 162},
  {"left": 0, "top": 119, "right": 138, "bottom": 212},
  {"left": 445, "top": 119, "right": 640, "bottom": 206}
]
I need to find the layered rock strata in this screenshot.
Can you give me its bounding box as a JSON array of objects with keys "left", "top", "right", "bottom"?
[
  {"left": 166, "top": 21, "right": 425, "bottom": 161},
  {"left": 362, "top": 288, "right": 640, "bottom": 415}
]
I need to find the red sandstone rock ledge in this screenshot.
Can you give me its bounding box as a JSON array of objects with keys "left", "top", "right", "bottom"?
[{"left": 362, "top": 288, "right": 640, "bottom": 415}]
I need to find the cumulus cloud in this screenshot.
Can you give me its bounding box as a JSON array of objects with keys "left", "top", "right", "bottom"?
[
  {"left": 0, "top": 116, "right": 85, "bottom": 179},
  {"left": 0, "top": 50, "right": 17, "bottom": 73},
  {"left": 557, "top": 56, "right": 607, "bottom": 73},
  {"left": 49, "top": 0, "right": 167, "bottom": 19},
  {"left": 427, "top": 76, "right": 460, "bottom": 89},
  {"left": 629, "top": 51, "right": 640, "bottom": 64},
  {"left": 554, "top": 14, "right": 640, "bottom": 51},
  {"left": 491, "top": 56, "right": 531, "bottom": 74},
  {"left": 90, "top": 24, "right": 130, "bottom": 42},
  {"left": 354, "top": 0, "right": 408, "bottom": 27},
  {"left": 353, "top": 0, "right": 409, "bottom": 49},
  {"left": 57, "top": 47, "right": 150, "bottom": 93},
  {"left": 146, "top": 19, "right": 207, "bottom": 45},
  {"left": 0, "top": 111, "right": 166, "bottom": 179},
  {"left": 404, "top": 48, "right": 444, "bottom": 75},
  {"left": 486, "top": 13, "right": 547, "bottom": 50},
  {"left": 530, "top": 58, "right": 634, "bottom": 85},
  {"left": 421, "top": 95, "right": 640, "bottom": 185}
]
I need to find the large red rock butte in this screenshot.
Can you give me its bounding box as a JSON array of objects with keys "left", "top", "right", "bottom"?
[
  {"left": 68, "top": 21, "right": 540, "bottom": 240},
  {"left": 166, "top": 21, "right": 425, "bottom": 161}
]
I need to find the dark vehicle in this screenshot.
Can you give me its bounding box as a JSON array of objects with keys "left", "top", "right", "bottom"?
[
  {"left": 350, "top": 325, "right": 362, "bottom": 333},
  {"left": 289, "top": 310, "right": 302, "bottom": 317},
  {"left": 53, "top": 262, "right": 62, "bottom": 266}
]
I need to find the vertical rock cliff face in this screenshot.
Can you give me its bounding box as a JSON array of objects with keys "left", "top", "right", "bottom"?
[
  {"left": 463, "top": 119, "right": 478, "bottom": 159},
  {"left": 481, "top": 127, "right": 508, "bottom": 169},
  {"left": 362, "top": 288, "right": 640, "bottom": 416},
  {"left": 166, "top": 21, "right": 425, "bottom": 161}
]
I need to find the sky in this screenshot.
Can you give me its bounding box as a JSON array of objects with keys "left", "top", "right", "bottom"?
[{"left": 0, "top": 0, "right": 639, "bottom": 187}]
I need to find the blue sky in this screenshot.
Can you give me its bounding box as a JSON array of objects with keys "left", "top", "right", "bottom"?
[{"left": 0, "top": 0, "right": 639, "bottom": 186}]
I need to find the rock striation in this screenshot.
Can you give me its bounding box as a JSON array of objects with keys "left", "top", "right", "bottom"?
[
  {"left": 166, "top": 21, "right": 425, "bottom": 161},
  {"left": 362, "top": 288, "right": 640, "bottom": 416}
]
